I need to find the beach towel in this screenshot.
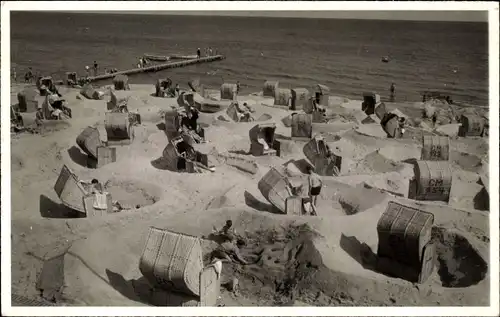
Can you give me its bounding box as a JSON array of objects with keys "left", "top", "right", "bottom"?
[
  {"left": 93, "top": 192, "right": 108, "bottom": 210},
  {"left": 257, "top": 138, "right": 269, "bottom": 150}
]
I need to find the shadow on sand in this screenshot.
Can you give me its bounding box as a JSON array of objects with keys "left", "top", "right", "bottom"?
[
  {"left": 105, "top": 269, "right": 199, "bottom": 306},
  {"left": 244, "top": 191, "right": 282, "bottom": 214},
  {"left": 67, "top": 146, "right": 88, "bottom": 168},
  {"left": 39, "top": 195, "right": 82, "bottom": 219}
]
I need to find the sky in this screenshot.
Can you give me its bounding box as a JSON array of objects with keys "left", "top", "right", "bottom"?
[{"left": 88, "top": 10, "right": 488, "bottom": 22}]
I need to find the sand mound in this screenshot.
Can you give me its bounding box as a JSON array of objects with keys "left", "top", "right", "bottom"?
[
  {"left": 318, "top": 180, "right": 389, "bottom": 215},
  {"left": 431, "top": 227, "right": 488, "bottom": 288},
  {"left": 349, "top": 151, "right": 407, "bottom": 175},
  {"left": 450, "top": 151, "right": 482, "bottom": 173}
]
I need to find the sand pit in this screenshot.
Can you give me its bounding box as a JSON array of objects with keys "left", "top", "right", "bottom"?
[
  {"left": 431, "top": 227, "right": 488, "bottom": 288},
  {"left": 105, "top": 179, "right": 160, "bottom": 209}
]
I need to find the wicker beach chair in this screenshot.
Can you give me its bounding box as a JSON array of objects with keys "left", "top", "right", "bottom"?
[
  {"left": 263, "top": 80, "right": 279, "bottom": 98},
  {"left": 162, "top": 136, "right": 212, "bottom": 173},
  {"left": 113, "top": 74, "right": 130, "bottom": 90},
  {"left": 376, "top": 201, "right": 436, "bottom": 283},
  {"left": 458, "top": 114, "right": 485, "bottom": 137},
  {"left": 381, "top": 113, "right": 403, "bottom": 138},
  {"left": 291, "top": 88, "right": 310, "bottom": 111},
  {"left": 274, "top": 88, "right": 292, "bottom": 108},
  {"left": 66, "top": 72, "right": 77, "bottom": 86},
  {"left": 156, "top": 78, "right": 172, "bottom": 97},
  {"left": 17, "top": 88, "right": 38, "bottom": 113},
  {"left": 421, "top": 135, "right": 450, "bottom": 161},
  {"left": 249, "top": 123, "right": 280, "bottom": 156},
  {"left": 76, "top": 126, "right": 103, "bottom": 159},
  {"left": 291, "top": 113, "right": 312, "bottom": 139},
  {"left": 413, "top": 160, "right": 453, "bottom": 202},
  {"left": 105, "top": 112, "right": 134, "bottom": 142},
  {"left": 139, "top": 227, "right": 221, "bottom": 306},
  {"left": 220, "top": 83, "right": 237, "bottom": 100},
  {"left": 80, "top": 84, "right": 104, "bottom": 100},
  {"left": 53, "top": 165, "right": 113, "bottom": 217},
  {"left": 258, "top": 168, "right": 297, "bottom": 213},
  {"left": 313, "top": 84, "right": 330, "bottom": 108},
  {"left": 303, "top": 135, "right": 341, "bottom": 176}
]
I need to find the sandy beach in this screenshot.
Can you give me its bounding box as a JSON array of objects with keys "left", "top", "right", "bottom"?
[{"left": 9, "top": 79, "right": 490, "bottom": 307}]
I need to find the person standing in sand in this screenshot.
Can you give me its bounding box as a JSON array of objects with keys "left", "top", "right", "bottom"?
[
  {"left": 390, "top": 83, "right": 395, "bottom": 102},
  {"left": 93, "top": 61, "right": 98, "bottom": 76},
  {"left": 307, "top": 165, "right": 322, "bottom": 210}
]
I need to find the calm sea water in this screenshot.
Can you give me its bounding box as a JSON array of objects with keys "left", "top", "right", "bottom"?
[{"left": 10, "top": 12, "right": 489, "bottom": 105}]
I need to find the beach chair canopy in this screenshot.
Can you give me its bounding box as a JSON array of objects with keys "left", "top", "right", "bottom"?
[{"left": 315, "top": 84, "right": 330, "bottom": 95}]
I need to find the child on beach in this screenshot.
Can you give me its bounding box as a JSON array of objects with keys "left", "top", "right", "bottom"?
[{"left": 307, "top": 165, "right": 322, "bottom": 211}]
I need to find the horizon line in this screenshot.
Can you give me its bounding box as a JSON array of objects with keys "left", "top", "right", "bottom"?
[{"left": 13, "top": 10, "right": 488, "bottom": 23}]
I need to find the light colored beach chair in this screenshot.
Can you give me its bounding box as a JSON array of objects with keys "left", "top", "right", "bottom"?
[
  {"left": 53, "top": 165, "right": 113, "bottom": 217},
  {"left": 263, "top": 80, "right": 279, "bottom": 98},
  {"left": 139, "top": 227, "right": 221, "bottom": 306},
  {"left": 258, "top": 167, "right": 307, "bottom": 215},
  {"left": 376, "top": 201, "right": 436, "bottom": 284}
]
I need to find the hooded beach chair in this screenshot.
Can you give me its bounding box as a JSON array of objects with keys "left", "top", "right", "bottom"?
[
  {"left": 249, "top": 123, "right": 280, "bottom": 156},
  {"left": 53, "top": 164, "right": 113, "bottom": 217},
  {"left": 139, "top": 227, "right": 222, "bottom": 306}
]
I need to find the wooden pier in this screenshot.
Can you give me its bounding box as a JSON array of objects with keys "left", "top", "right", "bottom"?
[{"left": 84, "top": 55, "right": 226, "bottom": 83}]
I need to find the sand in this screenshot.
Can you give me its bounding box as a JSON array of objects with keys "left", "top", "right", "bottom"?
[{"left": 10, "top": 83, "right": 490, "bottom": 307}]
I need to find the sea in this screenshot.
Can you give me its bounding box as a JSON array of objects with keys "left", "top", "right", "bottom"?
[{"left": 10, "top": 12, "right": 489, "bottom": 106}]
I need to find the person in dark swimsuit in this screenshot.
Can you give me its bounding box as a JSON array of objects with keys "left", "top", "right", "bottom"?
[{"left": 307, "top": 165, "right": 322, "bottom": 211}]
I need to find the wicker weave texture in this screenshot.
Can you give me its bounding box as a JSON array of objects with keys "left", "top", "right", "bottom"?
[
  {"left": 164, "top": 110, "right": 181, "bottom": 133},
  {"left": 377, "top": 201, "right": 434, "bottom": 267},
  {"left": 459, "top": 114, "right": 485, "bottom": 137},
  {"left": 97, "top": 146, "right": 117, "bottom": 167},
  {"left": 226, "top": 102, "right": 240, "bottom": 121},
  {"left": 17, "top": 89, "right": 38, "bottom": 113},
  {"left": 199, "top": 265, "right": 220, "bottom": 306},
  {"left": 258, "top": 168, "right": 290, "bottom": 212},
  {"left": 76, "top": 126, "right": 102, "bottom": 159},
  {"left": 285, "top": 196, "right": 303, "bottom": 215},
  {"left": 382, "top": 116, "right": 401, "bottom": 138},
  {"left": 263, "top": 81, "right": 279, "bottom": 98},
  {"left": 53, "top": 165, "right": 86, "bottom": 212},
  {"left": 421, "top": 136, "right": 450, "bottom": 161},
  {"left": 113, "top": 74, "right": 129, "bottom": 90},
  {"left": 274, "top": 88, "right": 291, "bottom": 107},
  {"left": 414, "top": 160, "right": 453, "bottom": 201},
  {"left": 291, "top": 114, "right": 312, "bottom": 138},
  {"left": 374, "top": 103, "right": 387, "bottom": 120},
  {"left": 220, "top": 83, "right": 237, "bottom": 100},
  {"left": 291, "top": 88, "right": 310, "bottom": 111},
  {"left": 105, "top": 112, "right": 132, "bottom": 140},
  {"left": 139, "top": 227, "right": 203, "bottom": 296}
]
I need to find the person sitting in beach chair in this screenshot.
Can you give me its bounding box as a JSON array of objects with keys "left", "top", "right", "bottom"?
[{"left": 398, "top": 117, "right": 406, "bottom": 137}]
